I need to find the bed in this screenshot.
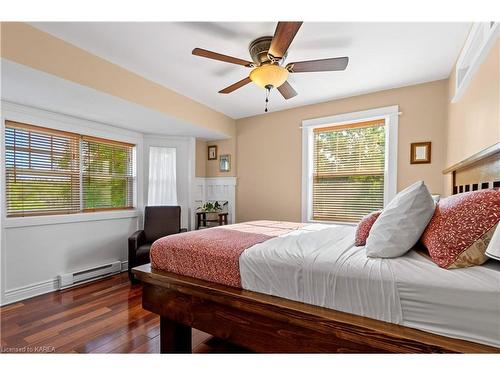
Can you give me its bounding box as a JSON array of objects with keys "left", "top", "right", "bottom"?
[{"left": 133, "top": 143, "right": 500, "bottom": 353}]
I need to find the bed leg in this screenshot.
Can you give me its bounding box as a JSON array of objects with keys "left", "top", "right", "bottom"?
[{"left": 160, "top": 317, "right": 192, "bottom": 353}]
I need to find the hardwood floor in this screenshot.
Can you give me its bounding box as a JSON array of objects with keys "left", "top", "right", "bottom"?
[{"left": 0, "top": 273, "right": 249, "bottom": 353}]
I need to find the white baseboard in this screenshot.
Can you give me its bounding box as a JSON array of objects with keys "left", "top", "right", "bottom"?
[
  {"left": 2, "top": 278, "right": 59, "bottom": 306},
  {"left": 1, "top": 260, "right": 131, "bottom": 307},
  {"left": 121, "top": 260, "right": 129, "bottom": 272}
]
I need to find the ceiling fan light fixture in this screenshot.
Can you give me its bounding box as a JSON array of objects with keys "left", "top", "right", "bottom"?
[
  {"left": 249, "top": 64, "right": 289, "bottom": 89},
  {"left": 192, "top": 22, "right": 348, "bottom": 101}
]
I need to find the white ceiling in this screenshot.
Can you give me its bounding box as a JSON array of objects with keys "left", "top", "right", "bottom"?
[
  {"left": 29, "top": 22, "right": 470, "bottom": 119},
  {"left": 1, "top": 59, "right": 227, "bottom": 140}
]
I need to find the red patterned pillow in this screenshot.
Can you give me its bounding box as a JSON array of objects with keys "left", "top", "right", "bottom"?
[
  {"left": 421, "top": 189, "right": 500, "bottom": 269},
  {"left": 355, "top": 211, "right": 382, "bottom": 246}
]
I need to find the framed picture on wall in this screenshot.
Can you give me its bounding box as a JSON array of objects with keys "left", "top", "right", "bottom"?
[
  {"left": 410, "top": 142, "right": 431, "bottom": 164},
  {"left": 208, "top": 145, "right": 217, "bottom": 160},
  {"left": 219, "top": 154, "right": 231, "bottom": 172}
]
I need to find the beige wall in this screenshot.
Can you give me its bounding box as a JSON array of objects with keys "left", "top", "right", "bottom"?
[
  {"left": 206, "top": 138, "right": 237, "bottom": 177},
  {"left": 0, "top": 22, "right": 236, "bottom": 137},
  {"left": 445, "top": 40, "right": 499, "bottom": 194},
  {"left": 195, "top": 138, "right": 237, "bottom": 177},
  {"left": 235, "top": 80, "right": 449, "bottom": 222},
  {"left": 195, "top": 140, "right": 207, "bottom": 177}
]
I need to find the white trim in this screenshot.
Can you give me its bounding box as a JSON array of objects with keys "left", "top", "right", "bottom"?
[
  {"left": 301, "top": 105, "right": 399, "bottom": 223},
  {"left": 301, "top": 105, "right": 400, "bottom": 128},
  {"left": 121, "top": 261, "right": 129, "bottom": 272},
  {"left": 194, "top": 177, "right": 237, "bottom": 225},
  {"left": 1, "top": 268, "right": 132, "bottom": 306},
  {"left": 203, "top": 177, "right": 237, "bottom": 186},
  {"left": 3, "top": 278, "right": 59, "bottom": 306},
  {"left": 4, "top": 209, "right": 140, "bottom": 229},
  {"left": 452, "top": 23, "right": 499, "bottom": 103}
]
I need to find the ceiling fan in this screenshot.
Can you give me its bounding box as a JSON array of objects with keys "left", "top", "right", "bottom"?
[{"left": 192, "top": 22, "right": 349, "bottom": 111}]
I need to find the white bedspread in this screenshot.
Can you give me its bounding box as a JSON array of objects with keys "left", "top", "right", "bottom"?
[{"left": 239, "top": 224, "right": 500, "bottom": 348}]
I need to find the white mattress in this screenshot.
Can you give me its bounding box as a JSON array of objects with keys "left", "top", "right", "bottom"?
[{"left": 239, "top": 224, "right": 500, "bottom": 348}]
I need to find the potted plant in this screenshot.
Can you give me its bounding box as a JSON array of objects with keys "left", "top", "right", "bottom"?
[{"left": 197, "top": 201, "right": 227, "bottom": 212}]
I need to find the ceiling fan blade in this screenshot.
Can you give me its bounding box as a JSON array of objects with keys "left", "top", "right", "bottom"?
[
  {"left": 277, "top": 81, "right": 297, "bottom": 100},
  {"left": 287, "top": 57, "right": 349, "bottom": 73},
  {"left": 268, "top": 22, "right": 303, "bottom": 59},
  {"left": 192, "top": 48, "right": 253, "bottom": 67},
  {"left": 219, "top": 77, "right": 252, "bottom": 94}
]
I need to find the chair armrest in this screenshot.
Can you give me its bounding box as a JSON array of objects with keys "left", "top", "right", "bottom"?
[
  {"left": 179, "top": 228, "right": 188, "bottom": 233},
  {"left": 128, "top": 230, "right": 146, "bottom": 253},
  {"left": 128, "top": 229, "right": 146, "bottom": 280}
]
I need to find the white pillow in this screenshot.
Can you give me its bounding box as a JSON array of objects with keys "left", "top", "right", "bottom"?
[
  {"left": 365, "top": 181, "right": 435, "bottom": 258},
  {"left": 485, "top": 224, "right": 500, "bottom": 261}
]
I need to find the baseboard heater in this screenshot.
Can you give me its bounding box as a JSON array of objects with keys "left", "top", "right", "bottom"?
[{"left": 58, "top": 261, "right": 122, "bottom": 289}]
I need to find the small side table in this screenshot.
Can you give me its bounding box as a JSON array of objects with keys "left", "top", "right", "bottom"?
[{"left": 196, "top": 211, "right": 228, "bottom": 230}]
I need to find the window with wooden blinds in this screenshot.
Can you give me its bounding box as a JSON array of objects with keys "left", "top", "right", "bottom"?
[
  {"left": 4, "top": 121, "right": 135, "bottom": 218},
  {"left": 5, "top": 121, "right": 81, "bottom": 217},
  {"left": 82, "top": 136, "right": 134, "bottom": 211},
  {"left": 312, "top": 119, "right": 386, "bottom": 222}
]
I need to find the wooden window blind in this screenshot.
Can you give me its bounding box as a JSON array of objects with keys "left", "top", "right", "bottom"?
[
  {"left": 4, "top": 121, "right": 135, "bottom": 217},
  {"left": 312, "top": 119, "right": 386, "bottom": 222},
  {"left": 82, "top": 136, "right": 134, "bottom": 211},
  {"left": 5, "top": 121, "right": 81, "bottom": 217}
]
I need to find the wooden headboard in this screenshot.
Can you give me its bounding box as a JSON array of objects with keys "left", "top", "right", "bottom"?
[{"left": 443, "top": 142, "right": 500, "bottom": 194}]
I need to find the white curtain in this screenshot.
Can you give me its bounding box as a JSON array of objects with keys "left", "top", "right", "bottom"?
[{"left": 147, "top": 146, "right": 178, "bottom": 206}]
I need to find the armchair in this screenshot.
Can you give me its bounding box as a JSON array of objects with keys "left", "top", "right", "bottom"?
[{"left": 128, "top": 206, "right": 187, "bottom": 282}]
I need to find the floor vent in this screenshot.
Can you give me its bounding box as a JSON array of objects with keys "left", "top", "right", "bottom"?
[{"left": 58, "top": 261, "right": 121, "bottom": 289}]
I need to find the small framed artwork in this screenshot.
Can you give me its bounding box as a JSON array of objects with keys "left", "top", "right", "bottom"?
[
  {"left": 410, "top": 142, "right": 431, "bottom": 164},
  {"left": 208, "top": 145, "right": 217, "bottom": 160},
  {"left": 219, "top": 154, "right": 231, "bottom": 172}
]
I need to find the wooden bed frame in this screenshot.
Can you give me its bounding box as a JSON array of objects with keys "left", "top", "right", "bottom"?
[{"left": 134, "top": 143, "right": 500, "bottom": 353}]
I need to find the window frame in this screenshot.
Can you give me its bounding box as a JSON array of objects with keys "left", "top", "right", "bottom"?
[
  {"left": 301, "top": 105, "right": 399, "bottom": 224},
  {"left": 1, "top": 102, "right": 142, "bottom": 228},
  {"left": 4, "top": 121, "right": 82, "bottom": 217},
  {"left": 81, "top": 134, "right": 135, "bottom": 213},
  {"left": 4, "top": 121, "right": 136, "bottom": 218}
]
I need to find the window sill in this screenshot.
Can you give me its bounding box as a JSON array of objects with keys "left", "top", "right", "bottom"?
[
  {"left": 3, "top": 209, "right": 140, "bottom": 229},
  {"left": 305, "top": 219, "right": 357, "bottom": 226}
]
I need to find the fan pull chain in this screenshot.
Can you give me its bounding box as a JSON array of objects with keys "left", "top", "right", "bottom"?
[{"left": 264, "top": 85, "right": 271, "bottom": 113}]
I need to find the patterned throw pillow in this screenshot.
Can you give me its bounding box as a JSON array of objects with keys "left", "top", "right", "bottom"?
[
  {"left": 355, "top": 211, "right": 382, "bottom": 246},
  {"left": 421, "top": 189, "right": 500, "bottom": 269}
]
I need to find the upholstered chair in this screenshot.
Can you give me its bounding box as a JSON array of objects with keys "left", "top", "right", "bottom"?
[{"left": 128, "top": 206, "right": 186, "bottom": 282}]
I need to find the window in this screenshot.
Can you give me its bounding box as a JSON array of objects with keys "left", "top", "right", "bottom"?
[
  {"left": 302, "top": 106, "right": 398, "bottom": 224},
  {"left": 5, "top": 121, "right": 81, "bottom": 217},
  {"left": 147, "top": 146, "right": 177, "bottom": 206},
  {"left": 4, "top": 121, "right": 135, "bottom": 217},
  {"left": 312, "top": 119, "right": 385, "bottom": 222},
  {"left": 82, "top": 136, "right": 134, "bottom": 212},
  {"left": 452, "top": 22, "right": 498, "bottom": 103}
]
